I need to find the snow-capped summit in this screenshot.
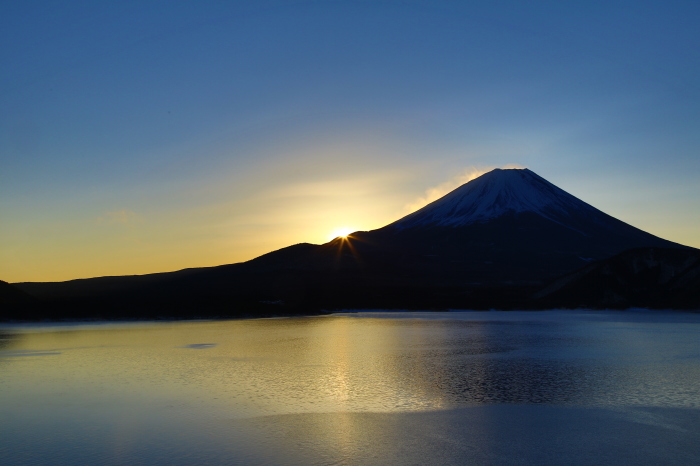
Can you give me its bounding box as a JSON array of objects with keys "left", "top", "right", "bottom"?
[{"left": 391, "top": 168, "right": 598, "bottom": 229}]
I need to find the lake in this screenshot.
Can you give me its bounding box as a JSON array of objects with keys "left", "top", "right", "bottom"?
[{"left": 1, "top": 310, "right": 699, "bottom": 465}]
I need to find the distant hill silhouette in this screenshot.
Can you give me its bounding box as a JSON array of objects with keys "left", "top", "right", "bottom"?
[
  {"left": 6, "top": 168, "right": 697, "bottom": 319},
  {"left": 0, "top": 280, "right": 35, "bottom": 305},
  {"left": 533, "top": 247, "right": 700, "bottom": 309}
]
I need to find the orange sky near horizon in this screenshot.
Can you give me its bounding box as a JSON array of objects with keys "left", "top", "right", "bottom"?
[{"left": 3, "top": 162, "right": 699, "bottom": 284}]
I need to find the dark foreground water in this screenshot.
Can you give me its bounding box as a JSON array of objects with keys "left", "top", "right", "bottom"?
[{"left": 1, "top": 310, "right": 699, "bottom": 465}]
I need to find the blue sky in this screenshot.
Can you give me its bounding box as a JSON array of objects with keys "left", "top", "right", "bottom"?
[{"left": 2, "top": 0, "right": 699, "bottom": 281}]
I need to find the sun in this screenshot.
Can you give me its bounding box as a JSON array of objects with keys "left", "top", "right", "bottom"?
[{"left": 329, "top": 227, "right": 355, "bottom": 240}]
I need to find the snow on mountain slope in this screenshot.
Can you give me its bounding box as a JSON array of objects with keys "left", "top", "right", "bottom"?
[{"left": 391, "top": 168, "right": 601, "bottom": 230}]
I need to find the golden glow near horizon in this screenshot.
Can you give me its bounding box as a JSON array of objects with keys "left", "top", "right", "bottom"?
[
  {"left": 0, "top": 156, "right": 410, "bottom": 283},
  {"left": 2, "top": 157, "right": 699, "bottom": 283},
  {"left": 328, "top": 227, "right": 356, "bottom": 241}
]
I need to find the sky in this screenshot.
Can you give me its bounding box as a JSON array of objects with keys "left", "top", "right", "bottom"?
[{"left": 1, "top": 0, "right": 699, "bottom": 283}]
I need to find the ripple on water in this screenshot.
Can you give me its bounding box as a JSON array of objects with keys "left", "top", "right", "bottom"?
[{"left": 180, "top": 343, "right": 217, "bottom": 349}]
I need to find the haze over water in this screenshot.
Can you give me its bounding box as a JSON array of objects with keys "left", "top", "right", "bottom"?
[{"left": 1, "top": 311, "right": 699, "bottom": 464}]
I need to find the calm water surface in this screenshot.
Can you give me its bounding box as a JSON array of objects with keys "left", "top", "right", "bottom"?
[{"left": 1, "top": 311, "right": 699, "bottom": 465}]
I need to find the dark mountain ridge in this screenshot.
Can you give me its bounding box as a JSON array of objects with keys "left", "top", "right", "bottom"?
[
  {"left": 6, "top": 168, "right": 697, "bottom": 318},
  {"left": 0, "top": 280, "right": 36, "bottom": 306},
  {"left": 533, "top": 247, "right": 700, "bottom": 309}
]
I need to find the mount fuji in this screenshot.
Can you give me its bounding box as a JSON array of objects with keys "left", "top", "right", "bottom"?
[
  {"left": 391, "top": 168, "right": 622, "bottom": 230},
  {"left": 9, "top": 168, "right": 695, "bottom": 317},
  {"left": 344, "top": 168, "right": 687, "bottom": 287}
]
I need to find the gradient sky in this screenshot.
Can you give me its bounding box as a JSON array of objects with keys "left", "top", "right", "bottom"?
[{"left": 2, "top": 0, "right": 699, "bottom": 282}]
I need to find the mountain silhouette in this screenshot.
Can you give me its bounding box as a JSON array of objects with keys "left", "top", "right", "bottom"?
[
  {"left": 533, "top": 247, "right": 700, "bottom": 309},
  {"left": 7, "top": 168, "right": 695, "bottom": 318},
  {"left": 355, "top": 168, "right": 685, "bottom": 285},
  {"left": 0, "top": 280, "right": 35, "bottom": 306}
]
